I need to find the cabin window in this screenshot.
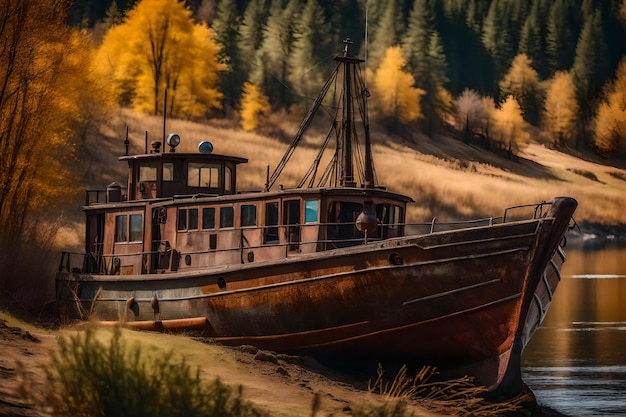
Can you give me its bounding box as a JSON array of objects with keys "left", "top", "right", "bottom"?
[
  {"left": 264, "top": 202, "right": 279, "bottom": 244},
  {"left": 189, "top": 208, "right": 198, "bottom": 229},
  {"left": 178, "top": 208, "right": 199, "bottom": 230},
  {"left": 139, "top": 162, "right": 157, "bottom": 181},
  {"left": 115, "top": 213, "right": 143, "bottom": 242},
  {"left": 129, "top": 214, "right": 143, "bottom": 241},
  {"left": 163, "top": 163, "right": 174, "bottom": 181},
  {"left": 241, "top": 205, "right": 257, "bottom": 227},
  {"left": 220, "top": 206, "right": 234, "bottom": 228},
  {"left": 305, "top": 200, "right": 319, "bottom": 223},
  {"left": 188, "top": 163, "right": 220, "bottom": 188},
  {"left": 390, "top": 205, "right": 402, "bottom": 225},
  {"left": 327, "top": 201, "right": 363, "bottom": 247},
  {"left": 202, "top": 207, "right": 215, "bottom": 229},
  {"left": 115, "top": 215, "right": 127, "bottom": 242},
  {"left": 178, "top": 209, "right": 187, "bottom": 230},
  {"left": 377, "top": 204, "right": 402, "bottom": 227},
  {"left": 225, "top": 166, "right": 232, "bottom": 192},
  {"left": 333, "top": 202, "right": 363, "bottom": 224}
]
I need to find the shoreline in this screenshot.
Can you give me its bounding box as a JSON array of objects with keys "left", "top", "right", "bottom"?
[
  {"left": 563, "top": 222, "right": 626, "bottom": 248},
  {"left": 0, "top": 315, "right": 575, "bottom": 417}
]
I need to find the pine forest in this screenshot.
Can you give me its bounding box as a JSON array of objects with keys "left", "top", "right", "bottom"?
[{"left": 64, "top": 0, "right": 626, "bottom": 158}]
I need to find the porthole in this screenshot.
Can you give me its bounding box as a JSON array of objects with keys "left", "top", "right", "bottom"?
[
  {"left": 389, "top": 252, "right": 403, "bottom": 265},
  {"left": 218, "top": 277, "right": 227, "bottom": 291},
  {"left": 185, "top": 254, "right": 191, "bottom": 266},
  {"left": 247, "top": 252, "right": 254, "bottom": 262}
]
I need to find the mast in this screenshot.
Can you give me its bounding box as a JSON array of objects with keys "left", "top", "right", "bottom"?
[
  {"left": 340, "top": 39, "right": 355, "bottom": 187},
  {"left": 266, "top": 40, "right": 378, "bottom": 191},
  {"left": 334, "top": 38, "right": 376, "bottom": 188}
]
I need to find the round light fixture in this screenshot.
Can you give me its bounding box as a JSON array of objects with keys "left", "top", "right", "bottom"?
[
  {"left": 199, "top": 141, "right": 214, "bottom": 154},
  {"left": 166, "top": 133, "right": 181, "bottom": 151}
]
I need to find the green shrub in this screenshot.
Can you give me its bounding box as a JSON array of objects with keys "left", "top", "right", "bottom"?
[{"left": 37, "top": 327, "right": 266, "bottom": 417}]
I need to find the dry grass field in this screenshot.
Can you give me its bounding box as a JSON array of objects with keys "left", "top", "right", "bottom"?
[{"left": 60, "top": 109, "right": 625, "bottom": 250}]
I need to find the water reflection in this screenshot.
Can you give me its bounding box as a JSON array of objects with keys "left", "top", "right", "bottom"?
[{"left": 522, "top": 243, "right": 626, "bottom": 416}]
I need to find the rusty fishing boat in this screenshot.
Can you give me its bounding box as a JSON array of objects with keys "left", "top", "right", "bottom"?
[{"left": 56, "top": 41, "right": 577, "bottom": 395}]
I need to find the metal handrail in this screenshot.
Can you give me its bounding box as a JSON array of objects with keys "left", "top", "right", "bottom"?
[{"left": 58, "top": 201, "right": 553, "bottom": 275}]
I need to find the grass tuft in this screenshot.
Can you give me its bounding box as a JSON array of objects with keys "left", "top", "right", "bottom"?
[
  {"left": 567, "top": 168, "right": 601, "bottom": 182},
  {"left": 350, "top": 364, "right": 529, "bottom": 417},
  {"left": 19, "top": 326, "right": 267, "bottom": 417},
  {"left": 609, "top": 171, "right": 626, "bottom": 181}
]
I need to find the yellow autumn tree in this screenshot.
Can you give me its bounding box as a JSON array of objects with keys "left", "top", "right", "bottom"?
[
  {"left": 1, "top": 1, "right": 114, "bottom": 246},
  {"left": 371, "top": 46, "right": 425, "bottom": 126},
  {"left": 97, "top": 0, "right": 225, "bottom": 118},
  {"left": 239, "top": 82, "right": 270, "bottom": 131},
  {"left": 490, "top": 96, "right": 530, "bottom": 157},
  {"left": 543, "top": 71, "right": 579, "bottom": 148},
  {"left": 593, "top": 59, "right": 626, "bottom": 157},
  {"left": 1, "top": 1, "right": 115, "bottom": 308},
  {"left": 499, "top": 53, "right": 542, "bottom": 124}
]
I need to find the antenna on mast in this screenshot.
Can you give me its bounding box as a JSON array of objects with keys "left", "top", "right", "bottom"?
[
  {"left": 162, "top": 88, "right": 167, "bottom": 150},
  {"left": 364, "top": 1, "right": 368, "bottom": 84}
]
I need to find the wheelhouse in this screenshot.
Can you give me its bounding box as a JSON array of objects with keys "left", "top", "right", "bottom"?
[{"left": 77, "top": 142, "right": 411, "bottom": 276}]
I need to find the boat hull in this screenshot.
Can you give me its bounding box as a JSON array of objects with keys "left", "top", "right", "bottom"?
[{"left": 56, "top": 197, "right": 577, "bottom": 395}]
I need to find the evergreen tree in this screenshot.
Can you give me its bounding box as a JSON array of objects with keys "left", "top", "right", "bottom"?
[
  {"left": 401, "top": 0, "right": 434, "bottom": 79},
  {"left": 367, "top": 0, "right": 403, "bottom": 70},
  {"left": 239, "top": 0, "right": 269, "bottom": 63},
  {"left": 103, "top": 1, "right": 124, "bottom": 27},
  {"left": 546, "top": 0, "right": 577, "bottom": 75},
  {"left": 252, "top": 0, "right": 300, "bottom": 108},
  {"left": 507, "top": 0, "right": 531, "bottom": 46},
  {"left": 355, "top": 0, "right": 385, "bottom": 60},
  {"left": 601, "top": 0, "right": 626, "bottom": 80},
  {"left": 212, "top": 0, "right": 244, "bottom": 110},
  {"left": 442, "top": 0, "right": 470, "bottom": 18},
  {"left": 238, "top": 0, "right": 269, "bottom": 98},
  {"left": 481, "top": 0, "right": 515, "bottom": 92},
  {"left": 438, "top": 0, "right": 493, "bottom": 96},
  {"left": 581, "top": 0, "right": 595, "bottom": 21},
  {"left": 466, "top": 0, "right": 489, "bottom": 33},
  {"left": 518, "top": 0, "right": 549, "bottom": 78},
  {"left": 423, "top": 32, "right": 450, "bottom": 134},
  {"left": 326, "top": 0, "right": 364, "bottom": 54},
  {"left": 571, "top": 8, "right": 609, "bottom": 147},
  {"left": 287, "top": 0, "right": 332, "bottom": 100},
  {"left": 400, "top": 0, "right": 449, "bottom": 135}
]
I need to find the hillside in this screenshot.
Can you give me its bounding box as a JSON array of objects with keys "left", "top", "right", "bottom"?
[{"left": 58, "top": 109, "right": 625, "bottom": 251}]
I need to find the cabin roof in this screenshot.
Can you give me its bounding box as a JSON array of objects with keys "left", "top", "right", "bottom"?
[
  {"left": 118, "top": 152, "right": 248, "bottom": 165},
  {"left": 82, "top": 185, "right": 413, "bottom": 212}
]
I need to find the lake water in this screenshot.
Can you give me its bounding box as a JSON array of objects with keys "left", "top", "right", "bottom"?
[{"left": 522, "top": 240, "right": 626, "bottom": 416}]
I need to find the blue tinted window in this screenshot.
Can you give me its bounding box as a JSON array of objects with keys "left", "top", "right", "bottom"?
[{"left": 305, "top": 200, "right": 319, "bottom": 223}]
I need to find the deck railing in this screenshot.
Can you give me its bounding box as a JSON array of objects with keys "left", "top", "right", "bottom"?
[{"left": 58, "top": 201, "right": 554, "bottom": 275}]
